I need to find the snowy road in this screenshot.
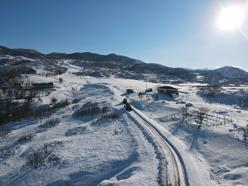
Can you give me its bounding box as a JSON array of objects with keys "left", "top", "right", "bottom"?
[
  {"left": 110, "top": 85, "right": 189, "bottom": 185},
  {"left": 1, "top": 59, "right": 247, "bottom": 186},
  {"left": 129, "top": 107, "right": 189, "bottom": 186}
]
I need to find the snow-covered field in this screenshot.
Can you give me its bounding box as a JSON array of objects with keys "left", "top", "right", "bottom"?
[
  {"left": 0, "top": 64, "right": 159, "bottom": 186},
  {"left": 0, "top": 61, "right": 247, "bottom": 186}
]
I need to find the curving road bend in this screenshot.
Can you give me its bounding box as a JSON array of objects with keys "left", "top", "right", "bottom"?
[{"left": 129, "top": 106, "right": 190, "bottom": 186}]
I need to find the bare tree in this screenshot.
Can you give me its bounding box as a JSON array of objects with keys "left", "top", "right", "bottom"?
[
  {"left": 195, "top": 107, "right": 208, "bottom": 128},
  {"left": 242, "top": 124, "right": 248, "bottom": 143},
  {"left": 181, "top": 106, "right": 189, "bottom": 121}
]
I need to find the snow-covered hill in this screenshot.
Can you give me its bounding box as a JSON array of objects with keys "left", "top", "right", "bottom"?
[
  {"left": 0, "top": 59, "right": 247, "bottom": 185},
  {"left": 0, "top": 65, "right": 159, "bottom": 186},
  {"left": 215, "top": 66, "right": 248, "bottom": 79},
  {"left": 1, "top": 45, "right": 248, "bottom": 84}
]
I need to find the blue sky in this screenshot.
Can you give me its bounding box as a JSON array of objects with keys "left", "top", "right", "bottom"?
[{"left": 0, "top": 0, "right": 247, "bottom": 70}]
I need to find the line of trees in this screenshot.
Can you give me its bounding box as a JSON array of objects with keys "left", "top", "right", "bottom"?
[{"left": 0, "top": 73, "right": 40, "bottom": 124}]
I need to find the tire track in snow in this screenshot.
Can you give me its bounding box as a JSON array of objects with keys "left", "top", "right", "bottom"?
[
  {"left": 130, "top": 107, "right": 190, "bottom": 186},
  {"left": 126, "top": 112, "right": 167, "bottom": 186},
  {"left": 110, "top": 85, "right": 189, "bottom": 186}
]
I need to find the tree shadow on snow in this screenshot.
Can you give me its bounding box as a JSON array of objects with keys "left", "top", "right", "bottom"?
[
  {"left": 171, "top": 121, "right": 185, "bottom": 135},
  {"left": 169, "top": 121, "right": 207, "bottom": 151},
  {"left": 189, "top": 127, "right": 202, "bottom": 150}
]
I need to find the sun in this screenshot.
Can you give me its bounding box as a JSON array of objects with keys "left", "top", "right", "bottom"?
[{"left": 217, "top": 6, "right": 246, "bottom": 31}]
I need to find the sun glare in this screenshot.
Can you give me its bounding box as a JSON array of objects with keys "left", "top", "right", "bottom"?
[{"left": 217, "top": 6, "right": 246, "bottom": 31}]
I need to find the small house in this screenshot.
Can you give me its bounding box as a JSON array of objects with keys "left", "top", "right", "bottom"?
[{"left": 157, "top": 86, "right": 179, "bottom": 96}]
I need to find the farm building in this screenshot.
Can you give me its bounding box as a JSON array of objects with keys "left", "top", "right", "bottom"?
[{"left": 157, "top": 86, "right": 179, "bottom": 96}]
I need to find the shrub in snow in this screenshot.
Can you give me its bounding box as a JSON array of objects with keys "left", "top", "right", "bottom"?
[
  {"left": 0, "top": 130, "right": 11, "bottom": 137},
  {"left": 101, "top": 112, "right": 119, "bottom": 120},
  {"left": 53, "top": 99, "right": 70, "bottom": 109},
  {"left": 26, "top": 144, "right": 61, "bottom": 168},
  {"left": 0, "top": 146, "right": 19, "bottom": 161},
  {"left": 39, "top": 117, "right": 61, "bottom": 128},
  {"left": 72, "top": 97, "right": 82, "bottom": 104},
  {"left": 73, "top": 102, "right": 111, "bottom": 118},
  {"left": 59, "top": 77, "right": 63, "bottom": 83},
  {"left": 35, "top": 99, "right": 69, "bottom": 116},
  {"left": 50, "top": 97, "right": 58, "bottom": 105},
  {"left": 65, "top": 126, "right": 88, "bottom": 136},
  {"left": 73, "top": 101, "right": 119, "bottom": 121},
  {"left": 17, "top": 133, "right": 34, "bottom": 143}
]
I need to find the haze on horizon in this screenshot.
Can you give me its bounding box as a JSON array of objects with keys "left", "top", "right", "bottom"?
[{"left": 0, "top": 0, "right": 247, "bottom": 70}]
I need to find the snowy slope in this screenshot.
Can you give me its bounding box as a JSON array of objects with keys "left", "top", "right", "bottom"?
[
  {"left": 215, "top": 66, "right": 248, "bottom": 79},
  {"left": 0, "top": 60, "right": 247, "bottom": 186},
  {"left": 0, "top": 65, "right": 159, "bottom": 186}
]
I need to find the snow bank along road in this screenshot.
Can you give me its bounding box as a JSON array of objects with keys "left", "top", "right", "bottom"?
[
  {"left": 126, "top": 104, "right": 215, "bottom": 186},
  {"left": 129, "top": 106, "right": 189, "bottom": 186},
  {"left": 111, "top": 85, "right": 213, "bottom": 186}
]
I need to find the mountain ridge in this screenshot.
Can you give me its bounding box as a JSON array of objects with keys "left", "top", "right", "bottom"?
[
  {"left": 1, "top": 45, "right": 247, "bottom": 83},
  {"left": 214, "top": 66, "right": 248, "bottom": 79}
]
